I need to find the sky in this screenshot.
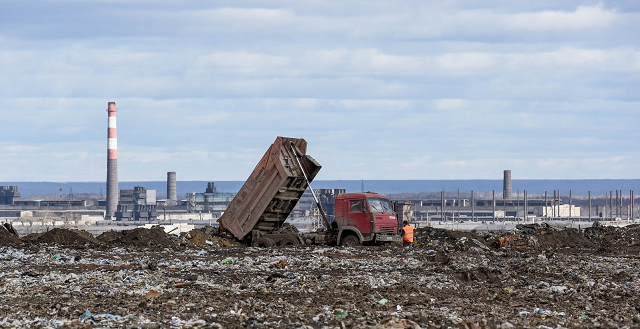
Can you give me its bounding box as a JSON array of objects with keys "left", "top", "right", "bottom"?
[{"left": 1, "top": 1, "right": 639, "bottom": 182}]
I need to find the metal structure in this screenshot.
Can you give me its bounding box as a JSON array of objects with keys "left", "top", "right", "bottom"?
[
  {"left": 115, "top": 186, "right": 157, "bottom": 221},
  {"left": 0, "top": 186, "right": 20, "bottom": 205},
  {"left": 167, "top": 172, "right": 177, "bottom": 206},
  {"left": 205, "top": 182, "right": 217, "bottom": 193},
  {"left": 185, "top": 182, "right": 236, "bottom": 217},
  {"left": 219, "top": 136, "right": 321, "bottom": 240},
  {"left": 106, "top": 102, "right": 119, "bottom": 219},
  {"left": 503, "top": 170, "right": 512, "bottom": 199}
]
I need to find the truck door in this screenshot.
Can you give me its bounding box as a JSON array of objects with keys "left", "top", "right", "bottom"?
[
  {"left": 334, "top": 199, "right": 344, "bottom": 226},
  {"left": 348, "top": 199, "right": 371, "bottom": 234}
]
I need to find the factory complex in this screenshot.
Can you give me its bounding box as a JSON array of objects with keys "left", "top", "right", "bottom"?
[{"left": 0, "top": 102, "right": 638, "bottom": 236}]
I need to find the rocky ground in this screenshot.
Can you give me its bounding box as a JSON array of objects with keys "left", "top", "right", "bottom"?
[{"left": 1, "top": 223, "right": 639, "bottom": 328}]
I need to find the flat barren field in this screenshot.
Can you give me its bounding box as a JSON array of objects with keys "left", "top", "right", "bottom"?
[{"left": 1, "top": 224, "right": 639, "bottom": 328}]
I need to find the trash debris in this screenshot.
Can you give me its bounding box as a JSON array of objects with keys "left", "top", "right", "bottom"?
[
  {"left": 145, "top": 290, "right": 162, "bottom": 299},
  {"left": 79, "top": 310, "right": 93, "bottom": 320},
  {"left": 96, "top": 226, "right": 176, "bottom": 248},
  {"left": 0, "top": 222, "right": 638, "bottom": 327},
  {"left": 182, "top": 227, "right": 243, "bottom": 247},
  {"left": 372, "top": 318, "right": 421, "bottom": 329},
  {"left": 335, "top": 310, "right": 348, "bottom": 319},
  {"left": 173, "top": 281, "right": 196, "bottom": 288}
]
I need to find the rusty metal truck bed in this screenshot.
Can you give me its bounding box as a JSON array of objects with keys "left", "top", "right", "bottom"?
[{"left": 219, "top": 136, "right": 321, "bottom": 240}]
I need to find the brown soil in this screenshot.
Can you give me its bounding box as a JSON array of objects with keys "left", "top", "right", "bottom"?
[
  {"left": 96, "top": 226, "right": 177, "bottom": 248},
  {"left": 535, "top": 228, "right": 595, "bottom": 249},
  {"left": 582, "top": 225, "right": 640, "bottom": 254},
  {"left": 27, "top": 228, "right": 101, "bottom": 246},
  {"left": 95, "top": 230, "right": 123, "bottom": 244},
  {"left": 0, "top": 226, "right": 21, "bottom": 245},
  {"left": 2, "top": 223, "right": 640, "bottom": 328},
  {"left": 184, "top": 228, "right": 241, "bottom": 247}
]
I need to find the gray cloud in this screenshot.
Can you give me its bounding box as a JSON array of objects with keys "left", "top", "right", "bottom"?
[{"left": 0, "top": 1, "right": 639, "bottom": 181}]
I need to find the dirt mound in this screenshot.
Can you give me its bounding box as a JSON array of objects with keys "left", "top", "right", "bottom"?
[
  {"left": 583, "top": 225, "right": 640, "bottom": 253},
  {"left": 30, "top": 228, "right": 101, "bottom": 246},
  {"left": 96, "top": 230, "right": 122, "bottom": 244},
  {"left": 413, "top": 227, "right": 450, "bottom": 247},
  {"left": 536, "top": 228, "right": 594, "bottom": 249},
  {"left": 274, "top": 223, "right": 299, "bottom": 234},
  {"left": 0, "top": 225, "right": 21, "bottom": 245},
  {"left": 414, "top": 227, "right": 488, "bottom": 250},
  {"left": 515, "top": 223, "right": 553, "bottom": 235},
  {"left": 626, "top": 223, "right": 640, "bottom": 230},
  {"left": 185, "top": 228, "right": 243, "bottom": 247},
  {"left": 97, "top": 227, "right": 176, "bottom": 248},
  {"left": 185, "top": 228, "right": 212, "bottom": 246},
  {"left": 443, "top": 229, "right": 481, "bottom": 242}
]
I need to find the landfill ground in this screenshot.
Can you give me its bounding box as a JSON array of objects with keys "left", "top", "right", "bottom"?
[{"left": 1, "top": 223, "right": 640, "bottom": 328}]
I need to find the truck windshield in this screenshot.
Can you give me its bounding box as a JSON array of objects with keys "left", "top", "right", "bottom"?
[{"left": 367, "top": 198, "right": 393, "bottom": 213}]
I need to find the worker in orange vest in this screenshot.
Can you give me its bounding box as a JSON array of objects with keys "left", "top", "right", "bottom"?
[{"left": 400, "top": 220, "right": 414, "bottom": 248}]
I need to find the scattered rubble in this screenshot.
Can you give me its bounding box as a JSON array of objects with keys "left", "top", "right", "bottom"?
[
  {"left": 96, "top": 226, "right": 177, "bottom": 248},
  {"left": 274, "top": 223, "right": 300, "bottom": 235},
  {"left": 0, "top": 222, "right": 639, "bottom": 328},
  {"left": 182, "top": 228, "right": 244, "bottom": 247},
  {"left": 0, "top": 223, "right": 21, "bottom": 245}
]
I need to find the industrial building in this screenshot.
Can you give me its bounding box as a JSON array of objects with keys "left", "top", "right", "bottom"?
[
  {"left": 185, "top": 182, "right": 236, "bottom": 217},
  {"left": 0, "top": 186, "right": 20, "bottom": 205},
  {"left": 398, "top": 171, "right": 583, "bottom": 222},
  {"left": 290, "top": 188, "right": 346, "bottom": 220},
  {"left": 13, "top": 200, "right": 91, "bottom": 208},
  {"left": 115, "top": 186, "right": 158, "bottom": 221},
  {"left": 409, "top": 196, "right": 579, "bottom": 222}
]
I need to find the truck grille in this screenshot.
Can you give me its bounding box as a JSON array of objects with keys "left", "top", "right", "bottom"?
[{"left": 377, "top": 226, "right": 396, "bottom": 234}]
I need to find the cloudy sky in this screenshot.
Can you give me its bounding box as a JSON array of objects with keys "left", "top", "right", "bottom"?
[{"left": 1, "top": 1, "right": 639, "bottom": 182}]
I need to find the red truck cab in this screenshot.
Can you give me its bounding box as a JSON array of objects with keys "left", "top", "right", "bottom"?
[{"left": 333, "top": 192, "right": 401, "bottom": 246}]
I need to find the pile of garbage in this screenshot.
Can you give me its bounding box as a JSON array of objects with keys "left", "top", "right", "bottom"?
[
  {"left": 182, "top": 228, "right": 243, "bottom": 247},
  {"left": 273, "top": 223, "right": 299, "bottom": 235},
  {"left": 412, "top": 222, "right": 639, "bottom": 254},
  {"left": 1, "top": 221, "right": 640, "bottom": 327},
  {"left": 0, "top": 238, "right": 639, "bottom": 328},
  {"left": 1, "top": 224, "right": 249, "bottom": 249},
  {"left": 413, "top": 226, "right": 487, "bottom": 252},
  {"left": 583, "top": 223, "right": 640, "bottom": 253}
]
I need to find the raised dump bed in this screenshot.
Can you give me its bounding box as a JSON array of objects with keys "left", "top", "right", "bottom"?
[{"left": 219, "top": 136, "right": 321, "bottom": 240}]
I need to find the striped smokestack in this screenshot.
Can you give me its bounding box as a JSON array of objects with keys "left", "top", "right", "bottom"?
[{"left": 106, "top": 102, "right": 119, "bottom": 219}]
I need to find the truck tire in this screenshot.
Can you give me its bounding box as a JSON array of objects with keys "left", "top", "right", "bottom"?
[
  {"left": 253, "top": 237, "right": 275, "bottom": 248},
  {"left": 278, "top": 237, "right": 301, "bottom": 246},
  {"left": 341, "top": 235, "right": 360, "bottom": 247}
]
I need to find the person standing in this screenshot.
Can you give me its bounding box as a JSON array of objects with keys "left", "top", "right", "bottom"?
[{"left": 400, "top": 220, "right": 414, "bottom": 248}]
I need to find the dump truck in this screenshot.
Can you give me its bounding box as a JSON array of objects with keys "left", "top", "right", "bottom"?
[{"left": 218, "top": 136, "right": 401, "bottom": 247}]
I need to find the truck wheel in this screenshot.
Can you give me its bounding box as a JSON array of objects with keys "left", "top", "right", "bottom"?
[
  {"left": 278, "top": 237, "right": 301, "bottom": 246},
  {"left": 341, "top": 235, "right": 360, "bottom": 247},
  {"left": 253, "top": 237, "right": 275, "bottom": 248}
]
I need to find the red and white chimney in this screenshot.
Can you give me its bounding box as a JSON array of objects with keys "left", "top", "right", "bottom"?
[{"left": 106, "top": 102, "right": 119, "bottom": 219}]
